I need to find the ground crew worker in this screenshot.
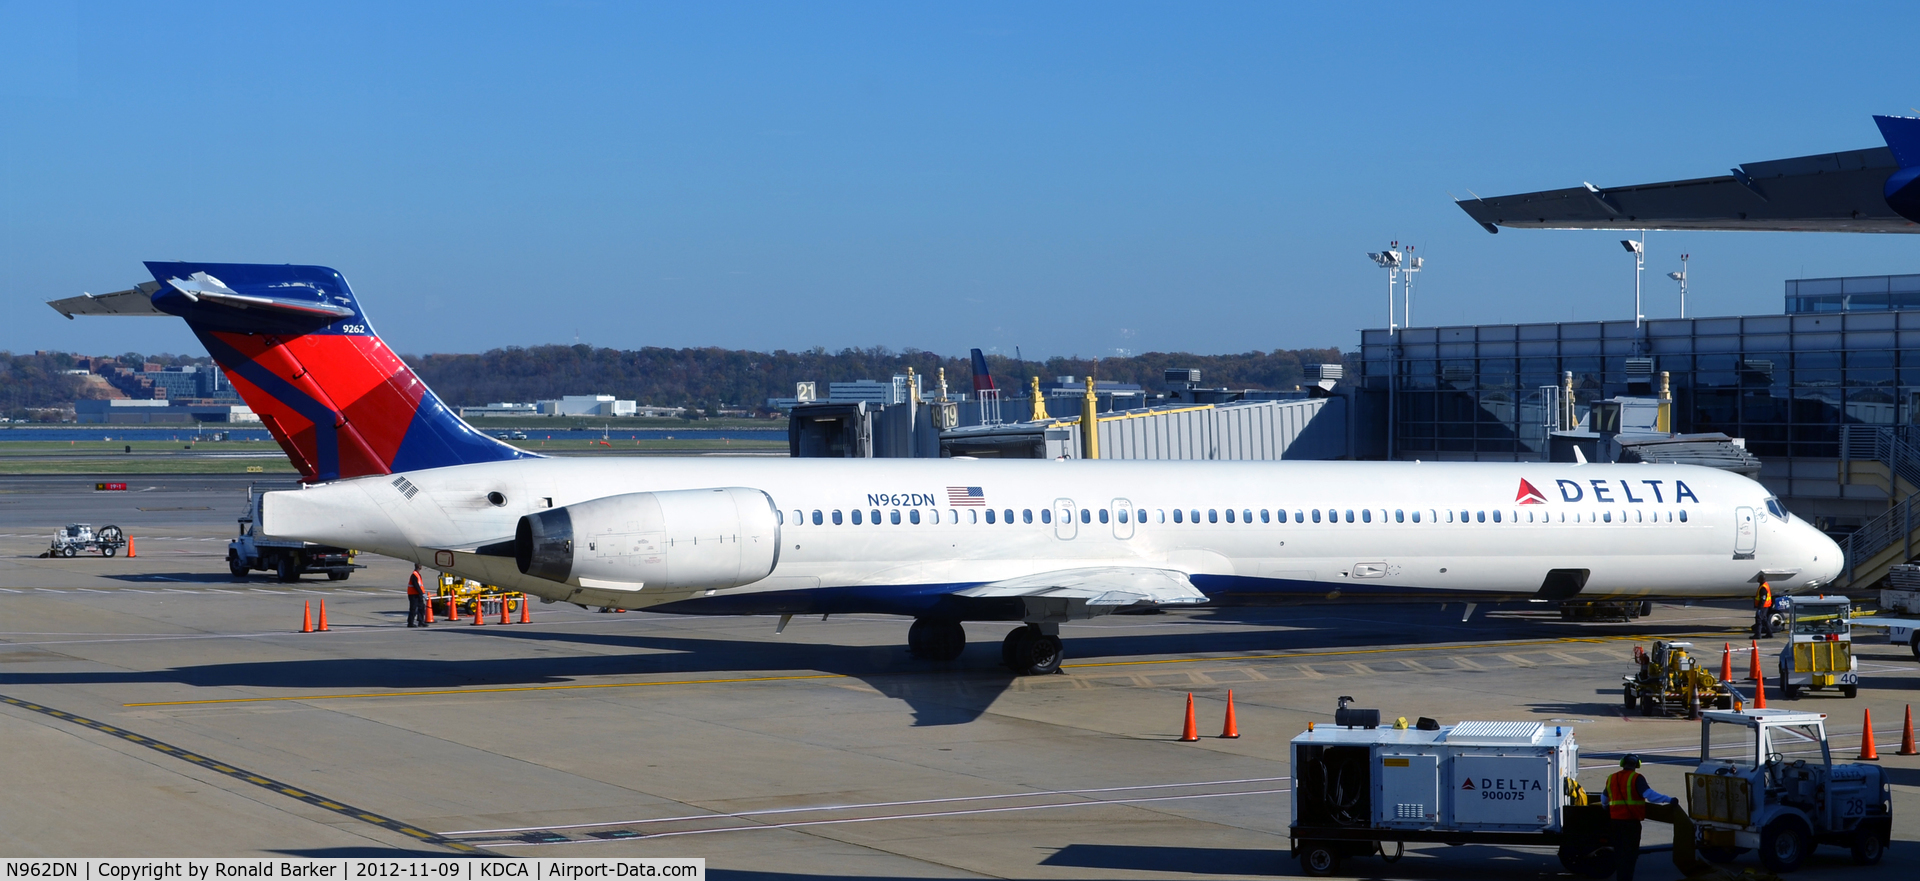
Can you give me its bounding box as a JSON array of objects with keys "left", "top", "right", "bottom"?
[
  {"left": 1754, "top": 580, "right": 1774, "bottom": 638},
  {"left": 1603, "top": 754, "right": 1673, "bottom": 881},
  {"left": 406, "top": 566, "right": 427, "bottom": 627}
]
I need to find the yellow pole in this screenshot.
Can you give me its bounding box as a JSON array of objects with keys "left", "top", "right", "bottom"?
[
  {"left": 1082, "top": 376, "right": 1100, "bottom": 459},
  {"left": 1030, "top": 376, "right": 1048, "bottom": 421},
  {"left": 1657, "top": 371, "right": 1672, "bottom": 434}
]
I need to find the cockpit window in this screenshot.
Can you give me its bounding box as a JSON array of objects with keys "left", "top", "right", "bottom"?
[{"left": 1765, "top": 497, "right": 1789, "bottom": 520}]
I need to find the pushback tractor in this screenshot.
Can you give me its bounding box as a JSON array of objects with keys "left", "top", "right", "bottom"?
[
  {"left": 1689, "top": 707, "right": 1890, "bottom": 871},
  {"left": 1774, "top": 596, "right": 1858, "bottom": 699}
]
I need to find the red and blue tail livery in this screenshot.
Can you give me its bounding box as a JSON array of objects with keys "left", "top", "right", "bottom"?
[{"left": 142, "top": 262, "right": 533, "bottom": 483}]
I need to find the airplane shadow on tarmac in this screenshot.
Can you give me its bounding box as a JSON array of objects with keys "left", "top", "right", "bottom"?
[{"left": 0, "top": 603, "right": 1761, "bottom": 728}]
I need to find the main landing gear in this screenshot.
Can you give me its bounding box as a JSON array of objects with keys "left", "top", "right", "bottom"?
[
  {"left": 1001, "top": 623, "right": 1062, "bottom": 676},
  {"left": 905, "top": 619, "right": 1064, "bottom": 675}
]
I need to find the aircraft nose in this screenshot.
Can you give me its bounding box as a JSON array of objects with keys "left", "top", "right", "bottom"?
[{"left": 1807, "top": 524, "right": 1844, "bottom": 588}]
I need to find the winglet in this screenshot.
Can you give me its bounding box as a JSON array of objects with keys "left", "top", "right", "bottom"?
[{"left": 1874, "top": 115, "right": 1920, "bottom": 168}]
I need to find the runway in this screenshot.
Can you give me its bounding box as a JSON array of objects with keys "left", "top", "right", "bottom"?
[{"left": 2, "top": 475, "right": 1916, "bottom": 878}]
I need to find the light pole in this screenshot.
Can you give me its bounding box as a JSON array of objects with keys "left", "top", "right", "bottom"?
[
  {"left": 1667, "top": 253, "right": 1689, "bottom": 319},
  {"left": 1620, "top": 232, "right": 1646, "bottom": 328},
  {"left": 1368, "top": 244, "right": 1403, "bottom": 335},
  {"left": 1402, "top": 245, "right": 1422, "bottom": 328}
]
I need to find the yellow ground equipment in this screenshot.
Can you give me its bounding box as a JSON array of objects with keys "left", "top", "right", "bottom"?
[
  {"left": 434, "top": 573, "right": 525, "bottom": 620},
  {"left": 1624, "top": 640, "right": 1737, "bottom": 717},
  {"left": 1775, "top": 596, "right": 1859, "bottom": 699}
]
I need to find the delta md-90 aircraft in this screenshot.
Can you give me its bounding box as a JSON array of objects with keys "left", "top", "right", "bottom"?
[{"left": 51, "top": 263, "right": 1842, "bottom": 674}]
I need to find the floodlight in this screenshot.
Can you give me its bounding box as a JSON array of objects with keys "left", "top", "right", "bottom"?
[
  {"left": 1620, "top": 239, "right": 1643, "bottom": 254},
  {"left": 1667, "top": 271, "right": 1685, "bottom": 281}
]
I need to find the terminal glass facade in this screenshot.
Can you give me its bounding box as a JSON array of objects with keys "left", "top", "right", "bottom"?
[
  {"left": 1786, "top": 274, "right": 1920, "bottom": 314},
  {"left": 1358, "top": 311, "right": 1920, "bottom": 462}
]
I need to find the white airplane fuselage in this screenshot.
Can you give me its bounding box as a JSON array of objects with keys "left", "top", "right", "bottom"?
[{"left": 266, "top": 456, "right": 1841, "bottom": 617}]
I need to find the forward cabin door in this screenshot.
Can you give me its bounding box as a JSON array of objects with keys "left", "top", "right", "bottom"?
[{"left": 1734, "top": 506, "right": 1757, "bottom": 559}]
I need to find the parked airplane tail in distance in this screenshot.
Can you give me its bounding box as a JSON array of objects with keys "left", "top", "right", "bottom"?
[
  {"left": 129, "top": 262, "right": 532, "bottom": 482},
  {"left": 970, "top": 348, "right": 996, "bottom": 392}
]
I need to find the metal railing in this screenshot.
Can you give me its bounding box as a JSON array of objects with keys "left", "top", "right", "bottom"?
[{"left": 1837, "top": 424, "right": 1920, "bottom": 585}]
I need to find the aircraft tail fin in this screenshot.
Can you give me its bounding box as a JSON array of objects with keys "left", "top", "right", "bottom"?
[
  {"left": 131, "top": 262, "right": 533, "bottom": 482},
  {"left": 1874, "top": 116, "right": 1920, "bottom": 220},
  {"left": 969, "top": 348, "right": 997, "bottom": 392}
]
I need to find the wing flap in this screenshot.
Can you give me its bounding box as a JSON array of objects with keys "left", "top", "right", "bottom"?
[{"left": 955, "top": 567, "right": 1208, "bottom": 606}]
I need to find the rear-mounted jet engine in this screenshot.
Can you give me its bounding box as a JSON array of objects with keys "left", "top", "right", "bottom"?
[{"left": 515, "top": 487, "right": 779, "bottom": 592}]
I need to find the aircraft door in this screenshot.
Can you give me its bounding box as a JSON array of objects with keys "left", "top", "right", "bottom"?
[
  {"left": 1053, "top": 498, "right": 1078, "bottom": 540},
  {"left": 1734, "top": 506, "right": 1756, "bottom": 559},
  {"left": 1112, "top": 499, "right": 1135, "bottom": 540}
]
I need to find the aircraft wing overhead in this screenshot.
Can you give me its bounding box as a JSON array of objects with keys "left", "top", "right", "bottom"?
[
  {"left": 954, "top": 567, "right": 1208, "bottom": 606},
  {"left": 47, "top": 282, "right": 169, "bottom": 318},
  {"left": 1457, "top": 146, "right": 1919, "bottom": 234}
]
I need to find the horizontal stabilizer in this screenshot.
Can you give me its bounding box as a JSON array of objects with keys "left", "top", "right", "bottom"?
[
  {"left": 165, "top": 271, "right": 355, "bottom": 319},
  {"left": 955, "top": 567, "right": 1207, "bottom": 606},
  {"left": 47, "top": 283, "right": 168, "bottom": 318}
]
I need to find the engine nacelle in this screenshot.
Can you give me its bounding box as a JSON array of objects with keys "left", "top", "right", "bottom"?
[{"left": 515, "top": 487, "right": 780, "bottom": 592}]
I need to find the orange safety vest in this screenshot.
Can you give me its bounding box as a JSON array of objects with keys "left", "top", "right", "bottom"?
[
  {"left": 406, "top": 571, "right": 424, "bottom": 596},
  {"left": 1607, "top": 769, "right": 1647, "bottom": 821},
  {"left": 1755, "top": 582, "right": 1772, "bottom": 609}
]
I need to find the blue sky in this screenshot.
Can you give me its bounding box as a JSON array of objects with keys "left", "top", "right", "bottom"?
[{"left": 5, "top": 1, "right": 1919, "bottom": 360}]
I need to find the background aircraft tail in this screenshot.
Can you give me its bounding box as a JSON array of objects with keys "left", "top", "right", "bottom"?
[
  {"left": 1874, "top": 115, "right": 1920, "bottom": 220},
  {"left": 969, "top": 348, "right": 996, "bottom": 392},
  {"left": 142, "top": 262, "right": 533, "bottom": 482}
]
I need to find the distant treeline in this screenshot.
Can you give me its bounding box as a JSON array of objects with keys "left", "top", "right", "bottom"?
[
  {"left": 1, "top": 351, "right": 207, "bottom": 420},
  {"left": 403, "top": 345, "right": 1351, "bottom": 411}
]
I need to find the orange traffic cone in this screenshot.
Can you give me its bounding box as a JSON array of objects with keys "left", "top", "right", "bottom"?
[
  {"left": 1220, "top": 689, "right": 1241, "bottom": 739},
  {"left": 1753, "top": 673, "right": 1767, "bottom": 709},
  {"left": 1720, "top": 643, "right": 1733, "bottom": 684},
  {"left": 472, "top": 599, "right": 484, "bottom": 626},
  {"left": 1748, "top": 640, "right": 1763, "bottom": 682},
  {"left": 1859, "top": 708, "right": 1881, "bottom": 761},
  {"left": 1899, "top": 705, "right": 1917, "bottom": 756},
  {"left": 519, "top": 596, "right": 530, "bottom": 624},
  {"left": 300, "top": 600, "right": 313, "bottom": 633},
  {"left": 316, "top": 600, "right": 330, "bottom": 632},
  {"left": 1179, "top": 693, "right": 1200, "bottom": 742},
  {"left": 126, "top": 536, "right": 136, "bottom": 558},
  {"left": 499, "top": 596, "right": 510, "bottom": 625},
  {"left": 423, "top": 594, "right": 434, "bottom": 625}
]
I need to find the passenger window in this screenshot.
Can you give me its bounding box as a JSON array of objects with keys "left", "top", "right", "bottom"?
[
  {"left": 1041, "top": 509, "right": 1052, "bottom": 524},
  {"left": 852, "top": 509, "right": 863, "bottom": 525},
  {"left": 985, "top": 508, "right": 996, "bottom": 524},
  {"left": 947, "top": 509, "right": 958, "bottom": 524},
  {"left": 1345, "top": 510, "right": 1354, "bottom": 523},
  {"left": 1117, "top": 508, "right": 1127, "bottom": 524},
  {"left": 1023, "top": 509, "right": 1033, "bottom": 524},
  {"left": 1004, "top": 509, "right": 1014, "bottom": 524},
  {"left": 1190, "top": 509, "right": 1200, "bottom": 523},
  {"left": 1446, "top": 510, "right": 1454, "bottom": 523},
  {"left": 1361, "top": 509, "right": 1372, "bottom": 523},
  {"left": 1208, "top": 509, "right": 1219, "bottom": 523},
  {"left": 1225, "top": 509, "right": 1235, "bottom": 523},
  {"left": 1174, "top": 509, "right": 1185, "bottom": 523},
  {"left": 1157, "top": 509, "right": 1166, "bottom": 523},
  {"left": 811, "top": 510, "right": 823, "bottom": 526},
  {"left": 1410, "top": 510, "right": 1421, "bottom": 523},
  {"left": 1295, "top": 510, "right": 1305, "bottom": 522},
  {"left": 1679, "top": 510, "right": 1689, "bottom": 522},
  {"left": 1081, "top": 508, "right": 1091, "bottom": 524},
  {"left": 1098, "top": 508, "right": 1109, "bottom": 524},
  {"left": 890, "top": 510, "right": 902, "bottom": 525},
  {"left": 1312, "top": 509, "right": 1322, "bottom": 523},
  {"left": 1243, "top": 509, "right": 1253, "bottom": 523},
  {"left": 776, "top": 510, "right": 785, "bottom": 525},
  {"left": 1492, "top": 511, "right": 1501, "bottom": 523},
  {"left": 909, "top": 509, "right": 921, "bottom": 525},
  {"left": 1394, "top": 509, "right": 1404, "bottom": 523},
  {"left": 871, "top": 509, "right": 882, "bottom": 525},
  {"left": 1635, "top": 510, "right": 1643, "bottom": 523},
  {"left": 1260, "top": 509, "right": 1270, "bottom": 523},
  {"left": 792, "top": 510, "right": 803, "bottom": 525},
  {"left": 1603, "top": 511, "right": 1611, "bottom": 523},
  {"left": 967, "top": 509, "right": 977, "bottom": 523},
  {"left": 831, "top": 510, "right": 843, "bottom": 525}
]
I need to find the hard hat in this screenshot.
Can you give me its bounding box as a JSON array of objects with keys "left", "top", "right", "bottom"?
[{"left": 1620, "top": 754, "right": 1642, "bottom": 769}]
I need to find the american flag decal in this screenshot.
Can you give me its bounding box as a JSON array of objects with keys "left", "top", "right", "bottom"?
[{"left": 947, "top": 486, "right": 986, "bottom": 506}]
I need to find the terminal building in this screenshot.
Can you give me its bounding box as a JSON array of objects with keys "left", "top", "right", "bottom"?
[{"left": 1355, "top": 273, "right": 1920, "bottom": 585}]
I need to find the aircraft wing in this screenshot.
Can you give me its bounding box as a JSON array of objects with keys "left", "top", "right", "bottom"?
[
  {"left": 1457, "top": 146, "right": 1916, "bottom": 234},
  {"left": 954, "top": 567, "right": 1208, "bottom": 606},
  {"left": 46, "top": 282, "right": 169, "bottom": 318}
]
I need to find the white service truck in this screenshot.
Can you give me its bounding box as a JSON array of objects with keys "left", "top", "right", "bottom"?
[
  {"left": 1867, "top": 565, "right": 1920, "bottom": 661},
  {"left": 1688, "top": 707, "right": 1891, "bottom": 871},
  {"left": 226, "top": 486, "right": 358, "bottom": 582},
  {"left": 1774, "top": 596, "right": 1860, "bottom": 699}
]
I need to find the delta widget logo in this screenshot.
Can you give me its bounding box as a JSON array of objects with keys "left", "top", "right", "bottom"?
[{"left": 1515, "top": 479, "right": 1548, "bottom": 505}]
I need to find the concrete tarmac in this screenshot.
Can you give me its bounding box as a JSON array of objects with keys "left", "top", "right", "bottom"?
[{"left": 2, "top": 475, "right": 1917, "bottom": 879}]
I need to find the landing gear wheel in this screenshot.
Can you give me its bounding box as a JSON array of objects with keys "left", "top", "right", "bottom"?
[
  {"left": 907, "top": 618, "right": 965, "bottom": 661},
  {"left": 1002, "top": 626, "right": 1062, "bottom": 675},
  {"left": 1298, "top": 843, "right": 1340, "bottom": 877},
  {"left": 1760, "top": 816, "right": 1811, "bottom": 873},
  {"left": 277, "top": 556, "right": 299, "bottom": 583}
]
